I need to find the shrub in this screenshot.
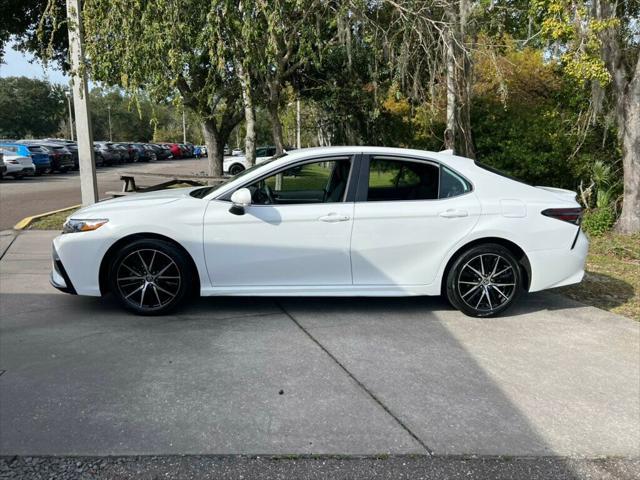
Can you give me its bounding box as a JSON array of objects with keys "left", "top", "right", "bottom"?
[{"left": 582, "top": 208, "right": 616, "bottom": 237}]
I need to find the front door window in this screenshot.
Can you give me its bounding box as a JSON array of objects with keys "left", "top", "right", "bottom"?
[{"left": 247, "top": 158, "right": 352, "bottom": 205}]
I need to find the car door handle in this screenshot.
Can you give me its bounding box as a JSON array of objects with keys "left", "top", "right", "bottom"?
[
  {"left": 439, "top": 209, "right": 469, "bottom": 218},
  {"left": 318, "top": 213, "right": 350, "bottom": 223}
]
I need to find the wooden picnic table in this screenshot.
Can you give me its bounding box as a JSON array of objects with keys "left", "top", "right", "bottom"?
[{"left": 108, "top": 170, "right": 228, "bottom": 196}]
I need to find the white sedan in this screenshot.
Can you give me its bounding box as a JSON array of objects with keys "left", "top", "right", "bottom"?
[
  {"left": 51, "top": 146, "right": 588, "bottom": 317},
  {"left": 223, "top": 153, "right": 273, "bottom": 176},
  {"left": 0, "top": 149, "right": 35, "bottom": 178}
]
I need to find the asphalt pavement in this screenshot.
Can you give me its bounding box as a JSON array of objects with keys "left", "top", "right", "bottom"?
[
  {"left": 0, "top": 158, "right": 208, "bottom": 230},
  {"left": 0, "top": 231, "right": 639, "bottom": 478}
]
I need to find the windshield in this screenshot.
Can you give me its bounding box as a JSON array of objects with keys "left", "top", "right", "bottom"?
[{"left": 189, "top": 157, "right": 280, "bottom": 199}]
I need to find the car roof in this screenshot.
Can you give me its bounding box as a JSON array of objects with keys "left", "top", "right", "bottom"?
[{"left": 266, "top": 146, "right": 474, "bottom": 171}]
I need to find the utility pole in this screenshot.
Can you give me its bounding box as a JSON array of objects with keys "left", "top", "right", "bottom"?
[
  {"left": 296, "top": 98, "right": 301, "bottom": 149},
  {"left": 182, "top": 108, "right": 187, "bottom": 144},
  {"left": 107, "top": 105, "right": 112, "bottom": 141},
  {"left": 65, "top": 90, "right": 74, "bottom": 141},
  {"left": 66, "top": 0, "right": 98, "bottom": 205}
]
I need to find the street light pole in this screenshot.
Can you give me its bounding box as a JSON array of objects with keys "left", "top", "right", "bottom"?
[
  {"left": 67, "top": 0, "right": 98, "bottom": 205},
  {"left": 182, "top": 108, "right": 187, "bottom": 144},
  {"left": 65, "top": 90, "right": 74, "bottom": 141},
  {"left": 296, "top": 98, "right": 301, "bottom": 149},
  {"left": 107, "top": 105, "right": 112, "bottom": 141}
]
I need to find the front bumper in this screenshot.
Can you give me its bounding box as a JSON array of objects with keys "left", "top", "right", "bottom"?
[{"left": 50, "top": 244, "right": 77, "bottom": 294}]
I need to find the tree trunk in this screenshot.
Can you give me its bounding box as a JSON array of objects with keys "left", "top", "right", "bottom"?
[
  {"left": 237, "top": 62, "right": 257, "bottom": 166},
  {"left": 267, "top": 80, "right": 285, "bottom": 154},
  {"left": 444, "top": 32, "right": 456, "bottom": 152},
  {"left": 201, "top": 119, "right": 224, "bottom": 177},
  {"left": 596, "top": 0, "right": 640, "bottom": 233},
  {"left": 443, "top": 0, "right": 475, "bottom": 158},
  {"left": 457, "top": 0, "right": 475, "bottom": 159},
  {"left": 615, "top": 61, "right": 640, "bottom": 234}
]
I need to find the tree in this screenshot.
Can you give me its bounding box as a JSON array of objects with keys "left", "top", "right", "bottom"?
[
  {"left": 208, "top": 0, "right": 263, "bottom": 166},
  {"left": 256, "top": 0, "right": 336, "bottom": 155},
  {"left": 535, "top": 0, "right": 640, "bottom": 233},
  {"left": 81, "top": 0, "right": 243, "bottom": 176},
  {"left": 0, "top": 0, "right": 69, "bottom": 67},
  {"left": 0, "top": 76, "right": 65, "bottom": 138}
]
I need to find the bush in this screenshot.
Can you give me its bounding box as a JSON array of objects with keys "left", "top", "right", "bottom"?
[{"left": 582, "top": 208, "right": 616, "bottom": 237}]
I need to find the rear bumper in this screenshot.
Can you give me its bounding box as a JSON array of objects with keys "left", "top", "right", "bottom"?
[
  {"left": 528, "top": 230, "right": 589, "bottom": 292},
  {"left": 7, "top": 166, "right": 35, "bottom": 176}
]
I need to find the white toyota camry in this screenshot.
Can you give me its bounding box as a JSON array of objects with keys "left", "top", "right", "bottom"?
[{"left": 51, "top": 146, "right": 588, "bottom": 317}]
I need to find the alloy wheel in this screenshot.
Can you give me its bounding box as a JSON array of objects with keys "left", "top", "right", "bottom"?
[
  {"left": 456, "top": 253, "right": 517, "bottom": 314},
  {"left": 115, "top": 248, "right": 182, "bottom": 311}
]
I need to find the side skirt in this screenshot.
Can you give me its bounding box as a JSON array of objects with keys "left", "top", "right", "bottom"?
[{"left": 200, "top": 284, "right": 440, "bottom": 297}]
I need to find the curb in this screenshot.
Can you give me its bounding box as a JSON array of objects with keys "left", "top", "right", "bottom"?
[{"left": 13, "top": 204, "right": 81, "bottom": 231}]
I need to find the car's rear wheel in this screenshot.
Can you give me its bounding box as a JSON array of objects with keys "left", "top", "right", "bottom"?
[
  {"left": 109, "top": 239, "right": 192, "bottom": 315},
  {"left": 229, "top": 164, "right": 245, "bottom": 176},
  {"left": 446, "top": 244, "right": 522, "bottom": 318}
]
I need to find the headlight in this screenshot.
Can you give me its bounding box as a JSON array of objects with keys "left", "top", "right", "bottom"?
[{"left": 62, "top": 218, "right": 108, "bottom": 234}]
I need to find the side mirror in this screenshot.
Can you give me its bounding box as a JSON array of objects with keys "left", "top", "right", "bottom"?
[{"left": 229, "top": 188, "right": 252, "bottom": 215}]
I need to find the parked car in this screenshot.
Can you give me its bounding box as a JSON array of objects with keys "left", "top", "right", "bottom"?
[
  {"left": 231, "top": 148, "right": 243, "bottom": 156},
  {"left": 128, "top": 143, "right": 155, "bottom": 162},
  {"left": 46, "top": 139, "right": 79, "bottom": 170},
  {"left": 223, "top": 146, "right": 281, "bottom": 175},
  {"left": 166, "top": 143, "right": 183, "bottom": 159},
  {"left": 0, "top": 148, "right": 35, "bottom": 178},
  {"left": 0, "top": 151, "right": 5, "bottom": 179},
  {"left": 36, "top": 143, "right": 75, "bottom": 172},
  {"left": 112, "top": 143, "right": 132, "bottom": 163},
  {"left": 142, "top": 144, "right": 158, "bottom": 161},
  {"left": 50, "top": 146, "right": 588, "bottom": 317},
  {"left": 0, "top": 143, "right": 51, "bottom": 174},
  {"left": 145, "top": 143, "right": 170, "bottom": 160},
  {"left": 94, "top": 142, "right": 122, "bottom": 166},
  {"left": 178, "top": 144, "right": 190, "bottom": 158},
  {"left": 158, "top": 144, "right": 173, "bottom": 159}
]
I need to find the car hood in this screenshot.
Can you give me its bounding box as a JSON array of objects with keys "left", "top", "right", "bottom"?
[{"left": 71, "top": 187, "right": 201, "bottom": 218}]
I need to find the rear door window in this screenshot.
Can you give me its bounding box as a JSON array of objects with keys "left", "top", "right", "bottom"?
[{"left": 367, "top": 157, "right": 439, "bottom": 201}]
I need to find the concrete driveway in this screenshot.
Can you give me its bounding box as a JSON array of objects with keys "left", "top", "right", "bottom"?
[{"left": 1, "top": 231, "right": 639, "bottom": 458}]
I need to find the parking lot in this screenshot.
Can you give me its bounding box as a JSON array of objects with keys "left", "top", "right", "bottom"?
[
  {"left": 1, "top": 231, "right": 638, "bottom": 464},
  {"left": 0, "top": 157, "right": 207, "bottom": 230}
]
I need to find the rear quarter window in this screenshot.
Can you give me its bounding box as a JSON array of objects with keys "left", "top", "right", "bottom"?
[{"left": 439, "top": 166, "right": 472, "bottom": 198}]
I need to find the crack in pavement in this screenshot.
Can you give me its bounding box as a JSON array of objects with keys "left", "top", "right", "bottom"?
[{"left": 276, "top": 301, "right": 434, "bottom": 455}]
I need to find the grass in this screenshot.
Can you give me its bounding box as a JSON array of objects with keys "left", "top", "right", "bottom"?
[
  {"left": 559, "top": 233, "right": 640, "bottom": 320},
  {"left": 25, "top": 201, "right": 640, "bottom": 320},
  {"left": 28, "top": 208, "right": 76, "bottom": 231}
]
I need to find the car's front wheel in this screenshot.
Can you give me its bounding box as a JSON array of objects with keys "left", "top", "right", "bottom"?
[
  {"left": 446, "top": 243, "right": 522, "bottom": 318},
  {"left": 229, "top": 164, "right": 245, "bottom": 176},
  {"left": 109, "top": 239, "right": 192, "bottom": 315}
]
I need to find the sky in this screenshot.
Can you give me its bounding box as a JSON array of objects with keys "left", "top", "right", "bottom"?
[{"left": 0, "top": 41, "right": 68, "bottom": 85}]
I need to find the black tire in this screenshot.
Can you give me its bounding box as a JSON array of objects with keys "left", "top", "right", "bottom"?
[
  {"left": 229, "top": 163, "right": 245, "bottom": 176},
  {"left": 446, "top": 243, "right": 522, "bottom": 318},
  {"left": 108, "top": 239, "right": 193, "bottom": 315}
]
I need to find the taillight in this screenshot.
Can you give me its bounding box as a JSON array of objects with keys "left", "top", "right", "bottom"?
[{"left": 541, "top": 208, "right": 583, "bottom": 225}]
